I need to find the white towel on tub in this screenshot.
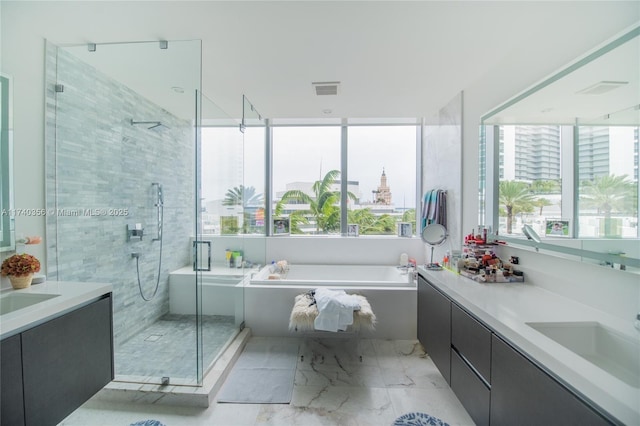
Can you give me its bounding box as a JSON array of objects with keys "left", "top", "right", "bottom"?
[{"left": 313, "top": 288, "right": 361, "bottom": 332}]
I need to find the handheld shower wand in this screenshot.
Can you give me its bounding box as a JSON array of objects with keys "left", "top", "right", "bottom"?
[{"left": 152, "top": 183, "right": 163, "bottom": 241}]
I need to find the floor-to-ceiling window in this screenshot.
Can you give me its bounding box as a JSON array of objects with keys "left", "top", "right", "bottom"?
[
  {"left": 271, "top": 121, "right": 418, "bottom": 236},
  {"left": 202, "top": 120, "right": 419, "bottom": 237}
]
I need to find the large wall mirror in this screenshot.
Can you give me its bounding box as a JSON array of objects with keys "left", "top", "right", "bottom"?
[
  {"left": 480, "top": 24, "right": 639, "bottom": 272},
  {"left": 0, "top": 74, "right": 15, "bottom": 253}
]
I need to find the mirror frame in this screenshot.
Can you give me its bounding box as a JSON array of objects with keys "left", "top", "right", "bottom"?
[
  {"left": 0, "top": 73, "right": 15, "bottom": 253},
  {"left": 421, "top": 223, "right": 447, "bottom": 245},
  {"left": 479, "top": 25, "right": 640, "bottom": 272}
]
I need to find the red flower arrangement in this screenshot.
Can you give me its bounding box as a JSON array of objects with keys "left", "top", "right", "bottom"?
[{"left": 1, "top": 253, "right": 41, "bottom": 277}]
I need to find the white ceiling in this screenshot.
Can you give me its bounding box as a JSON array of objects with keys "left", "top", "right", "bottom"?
[{"left": 13, "top": 1, "right": 640, "bottom": 121}]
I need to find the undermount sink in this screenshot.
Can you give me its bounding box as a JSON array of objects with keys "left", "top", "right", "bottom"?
[
  {"left": 526, "top": 321, "right": 640, "bottom": 389},
  {"left": 0, "top": 293, "right": 60, "bottom": 315}
]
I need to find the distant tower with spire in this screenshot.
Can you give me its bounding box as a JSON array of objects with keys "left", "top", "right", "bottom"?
[{"left": 374, "top": 168, "right": 392, "bottom": 205}]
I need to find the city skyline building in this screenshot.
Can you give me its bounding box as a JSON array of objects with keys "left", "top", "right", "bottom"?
[{"left": 500, "top": 125, "right": 639, "bottom": 184}]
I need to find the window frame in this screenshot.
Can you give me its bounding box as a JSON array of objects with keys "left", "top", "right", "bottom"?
[{"left": 265, "top": 119, "right": 421, "bottom": 236}]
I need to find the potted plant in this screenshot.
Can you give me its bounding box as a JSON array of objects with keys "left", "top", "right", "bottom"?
[{"left": 1, "top": 253, "right": 41, "bottom": 289}]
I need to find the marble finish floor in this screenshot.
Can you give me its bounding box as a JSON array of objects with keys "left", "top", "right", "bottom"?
[
  {"left": 114, "top": 314, "right": 238, "bottom": 381},
  {"left": 60, "top": 336, "right": 474, "bottom": 425}
]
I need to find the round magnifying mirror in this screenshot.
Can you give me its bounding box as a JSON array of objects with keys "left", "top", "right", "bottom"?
[
  {"left": 522, "top": 224, "right": 541, "bottom": 244},
  {"left": 421, "top": 223, "right": 447, "bottom": 245}
]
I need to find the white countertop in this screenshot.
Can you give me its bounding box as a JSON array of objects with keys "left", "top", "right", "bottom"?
[
  {"left": 0, "top": 280, "right": 113, "bottom": 339},
  {"left": 417, "top": 267, "right": 639, "bottom": 425}
]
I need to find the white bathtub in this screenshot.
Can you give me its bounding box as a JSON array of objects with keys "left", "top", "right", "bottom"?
[
  {"left": 245, "top": 264, "right": 417, "bottom": 339},
  {"left": 169, "top": 267, "right": 246, "bottom": 322},
  {"left": 251, "top": 264, "right": 414, "bottom": 287}
]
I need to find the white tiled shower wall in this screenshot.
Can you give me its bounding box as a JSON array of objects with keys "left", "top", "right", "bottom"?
[{"left": 43, "top": 43, "right": 195, "bottom": 344}]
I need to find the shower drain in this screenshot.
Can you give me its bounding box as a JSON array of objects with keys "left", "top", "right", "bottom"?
[{"left": 145, "top": 334, "right": 163, "bottom": 342}]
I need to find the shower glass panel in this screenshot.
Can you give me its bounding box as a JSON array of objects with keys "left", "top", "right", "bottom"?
[
  {"left": 197, "top": 93, "right": 247, "bottom": 376},
  {"left": 45, "top": 39, "right": 206, "bottom": 386}
]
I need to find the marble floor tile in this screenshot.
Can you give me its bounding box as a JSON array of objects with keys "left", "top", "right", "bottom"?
[
  {"left": 387, "top": 387, "right": 475, "bottom": 426},
  {"left": 61, "top": 337, "right": 473, "bottom": 426},
  {"left": 373, "top": 339, "right": 428, "bottom": 369},
  {"left": 297, "top": 336, "right": 378, "bottom": 368},
  {"left": 60, "top": 398, "right": 264, "bottom": 426},
  {"left": 59, "top": 400, "right": 206, "bottom": 426},
  {"left": 295, "top": 362, "right": 386, "bottom": 388},
  {"left": 288, "top": 385, "right": 397, "bottom": 425},
  {"left": 255, "top": 404, "right": 353, "bottom": 426},
  {"left": 195, "top": 402, "right": 263, "bottom": 426}
]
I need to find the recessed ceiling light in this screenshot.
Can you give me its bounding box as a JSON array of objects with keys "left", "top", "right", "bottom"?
[{"left": 171, "top": 86, "right": 185, "bottom": 93}]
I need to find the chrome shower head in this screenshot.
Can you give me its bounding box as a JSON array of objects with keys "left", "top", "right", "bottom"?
[
  {"left": 148, "top": 122, "right": 165, "bottom": 130},
  {"left": 130, "top": 119, "right": 170, "bottom": 131}
]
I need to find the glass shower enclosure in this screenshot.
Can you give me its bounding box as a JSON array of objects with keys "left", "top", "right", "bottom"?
[{"left": 45, "top": 39, "right": 244, "bottom": 386}]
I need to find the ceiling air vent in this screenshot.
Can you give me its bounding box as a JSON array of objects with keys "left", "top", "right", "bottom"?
[
  {"left": 577, "top": 81, "right": 628, "bottom": 95},
  {"left": 312, "top": 81, "right": 340, "bottom": 96}
]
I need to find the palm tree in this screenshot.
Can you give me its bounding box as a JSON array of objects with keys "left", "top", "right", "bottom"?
[
  {"left": 499, "top": 180, "right": 536, "bottom": 234},
  {"left": 275, "top": 170, "right": 357, "bottom": 234},
  {"left": 287, "top": 211, "right": 310, "bottom": 234},
  {"left": 222, "top": 185, "right": 264, "bottom": 234},
  {"left": 223, "top": 185, "right": 264, "bottom": 207},
  {"left": 347, "top": 208, "right": 378, "bottom": 234},
  {"left": 530, "top": 179, "right": 560, "bottom": 194},
  {"left": 375, "top": 214, "right": 398, "bottom": 234},
  {"left": 401, "top": 208, "right": 416, "bottom": 236},
  {"left": 580, "top": 174, "right": 635, "bottom": 217},
  {"left": 347, "top": 208, "right": 397, "bottom": 235},
  {"left": 533, "top": 197, "right": 553, "bottom": 216},
  {"left": 580, "top": 174, "right": 636, "bottom": 236}
]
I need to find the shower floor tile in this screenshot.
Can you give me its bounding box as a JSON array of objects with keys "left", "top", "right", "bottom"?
[{"left": 114, "top": 314, "right": 238, "bottom": 381}]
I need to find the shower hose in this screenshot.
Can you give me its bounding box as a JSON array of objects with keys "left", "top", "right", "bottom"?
[{"left": 135, "top": 205, "right": 164, "bottom": 301}]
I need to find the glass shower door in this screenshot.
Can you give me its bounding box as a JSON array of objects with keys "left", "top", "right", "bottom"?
[{"left": 45, "top": 39, "right": 204, "bottom": 386}]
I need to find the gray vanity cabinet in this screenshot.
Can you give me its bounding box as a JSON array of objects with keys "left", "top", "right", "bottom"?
[
  {"left": 417, "top": 272, "right": 617, "bottom": 425},
  {"left": 1, "top": 334, "right": 25, "bottom": 426},
  {"left": 490, "top": 334, "right": 611, "bottom": 426},
  {"left": 450, "top": 303, "right": 491, "bottom": 426},
  {"left": 417, "top": 275, "right": 451, "bottom": 384},
  {"left": 0, "top": 294, "right": 113, "bottom": 426}
]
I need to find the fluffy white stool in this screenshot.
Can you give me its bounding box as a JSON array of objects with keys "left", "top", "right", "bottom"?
[
  {"left": 288, "top": 292, "right": 376, "bottom": 332},
  {"left": 288, "top": 292, "right": 376, "bottom": 363}
]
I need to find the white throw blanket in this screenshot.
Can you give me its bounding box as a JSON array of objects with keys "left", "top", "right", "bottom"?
[{"left": 313, "top": 288, "right": 361, "bottom": 332}]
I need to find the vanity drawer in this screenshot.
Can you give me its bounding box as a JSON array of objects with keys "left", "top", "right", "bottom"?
[
  {"left": 418, "top": 276, "right": 452, "bottom": 384},
  {"left": 490, "top": 334, "right": 611, "bottom": 425},
  {"left": 451, "top": 302, "right": 491, "bottom": 382},
  {"left": 451, "top": 349, "right": 490, "bottom": 426}
]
